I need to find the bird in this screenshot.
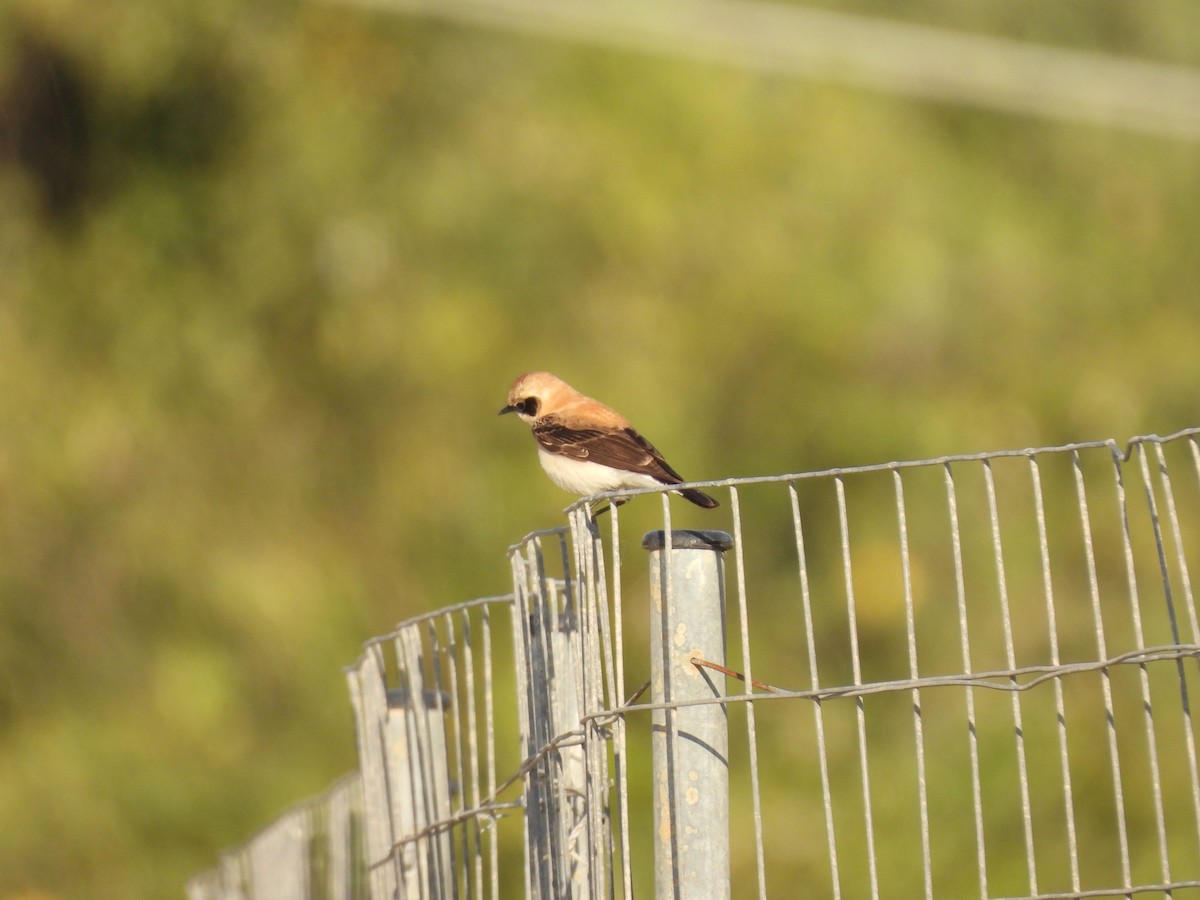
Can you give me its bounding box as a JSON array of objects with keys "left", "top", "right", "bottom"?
[{"left": 499, "top": 371, "right": 719, "bottom": 509}]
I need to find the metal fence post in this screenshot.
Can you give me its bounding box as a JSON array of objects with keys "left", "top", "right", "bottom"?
[{"left": 644, "top": 529, "right": 734, "bottom": 900}]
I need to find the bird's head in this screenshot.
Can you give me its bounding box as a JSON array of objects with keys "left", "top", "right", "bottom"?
[{"left": 499, "top": 371, "right": 578, "bottom": 423}]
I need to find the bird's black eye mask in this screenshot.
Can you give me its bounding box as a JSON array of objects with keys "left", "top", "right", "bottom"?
[{"left": 500, "top": 396, "right": 540, "bottom": 417}]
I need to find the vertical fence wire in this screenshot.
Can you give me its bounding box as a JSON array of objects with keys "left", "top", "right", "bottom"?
[
  {"left": 1082, "top": 450, "right": 1134, "bottom": 892},
  {"left": 573, "top": 513, "right": 607, "bottom": 900},
  {"left": 456, "top": 608, "right": 484, "bottom": 899},
  {"left": 655, "top": 492, "right": 679, "bottom": 897},
  {"left": 1028, "top": 455, "right": 1082, "bottom": 895},
  {"left": 480, "top": 602, "right": 500, "bottom": 900},
  {"left": 834, "top": 475, "right": 881, "bottom": 900},
  {"left": 790, "top": 481, "right": 842, "bottom": 900},
  {"left": 944, "top": 461, "right": 989, "bottom": 899},
  {"left": 728, "top": 485, "right": 768, "bottom": 900},
  {"left": 1145, "top": 439, "right": 1200, "bottom": 864},
  {"left": 517, "top": 533, "right": 561, "bottom": 899},
  {"left": 983, "top": 460, "right": 1039, "bottom": 895},
  {"left": 604, "top": 502, "right": 635, "bottom": 900},
  {"left": 393, "top": 627, "right": 429, "bottom": 895},
  {"left": 1118, "top": 446, "right": 1173, "bottom": 889},
  {"left": 1142, "top": 442, "right": 1200, "bottom": 803},
  {"left": 574, "top": 509, "right": 606, "bottom": 899},
  {"left": 437, "top": 613, "right": 469, "bottom": 896},
  {"left": 893, "top": 469, "right": 933, "bottom": 900},
  {"left": 510, "top": 544, "right": 536, "bottom": 900},
  {"left": 571, "top": 506, "right": 617, "bottom": 900}
]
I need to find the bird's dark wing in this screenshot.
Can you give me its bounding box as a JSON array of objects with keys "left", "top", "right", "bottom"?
[{"left": 532, "top": 423, "right": 685, "bottom": 485}]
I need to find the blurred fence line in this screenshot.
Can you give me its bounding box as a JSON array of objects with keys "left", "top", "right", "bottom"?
[
  {"left": 189, "top": 426, "right": 1200, "bottom": 899},
  {"left": 323, "top": 0, "right": 1200, "bottom": 141}
]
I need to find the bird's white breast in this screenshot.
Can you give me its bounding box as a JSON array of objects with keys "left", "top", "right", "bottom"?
[{"left": 537, "top": 447, "right": 662, "bottom": 497}]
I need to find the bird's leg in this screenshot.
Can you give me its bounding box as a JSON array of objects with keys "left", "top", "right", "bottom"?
[{"left": 588, "top": 497, "right": 627, "bottom": 519}]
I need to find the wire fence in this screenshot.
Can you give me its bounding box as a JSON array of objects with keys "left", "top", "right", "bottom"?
[{"left": 188, "top": 427, "right": 1200, "bottom": 899}]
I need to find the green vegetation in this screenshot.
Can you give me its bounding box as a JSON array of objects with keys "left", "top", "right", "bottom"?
[{"left": 0, "top": 1, "right": 1197, "bottom": 896}]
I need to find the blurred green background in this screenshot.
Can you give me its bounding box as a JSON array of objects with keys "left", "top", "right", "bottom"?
[{"left": 0, "top": 0, "right": 1198, "bottom": 896}]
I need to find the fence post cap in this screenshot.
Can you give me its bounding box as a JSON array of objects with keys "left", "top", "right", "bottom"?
[{"left": 642, "top": 529, "right": 734, "bottom": 553}]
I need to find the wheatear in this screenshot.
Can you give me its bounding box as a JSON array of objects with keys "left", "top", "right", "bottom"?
[{"left": 500, "top": 371, "right": 719, "bottom": 509}]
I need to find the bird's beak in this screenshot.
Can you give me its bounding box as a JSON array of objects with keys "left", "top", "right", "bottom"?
[{"left": 498, "top": 404, "right": 519, "bottom": 415}]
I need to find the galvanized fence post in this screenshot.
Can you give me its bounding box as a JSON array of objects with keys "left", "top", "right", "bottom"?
[{"left": 644, "top": 529, "right": 734, "bottom": 900}]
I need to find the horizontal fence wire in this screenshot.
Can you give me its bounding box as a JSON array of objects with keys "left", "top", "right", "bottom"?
[{"left": 189, "top": 427, "right": 1200, "bottom": 899}]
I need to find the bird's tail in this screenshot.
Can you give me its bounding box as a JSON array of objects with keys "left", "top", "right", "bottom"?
[{"left": 679, "top": 487, "right": 720, "bottom": 509}]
